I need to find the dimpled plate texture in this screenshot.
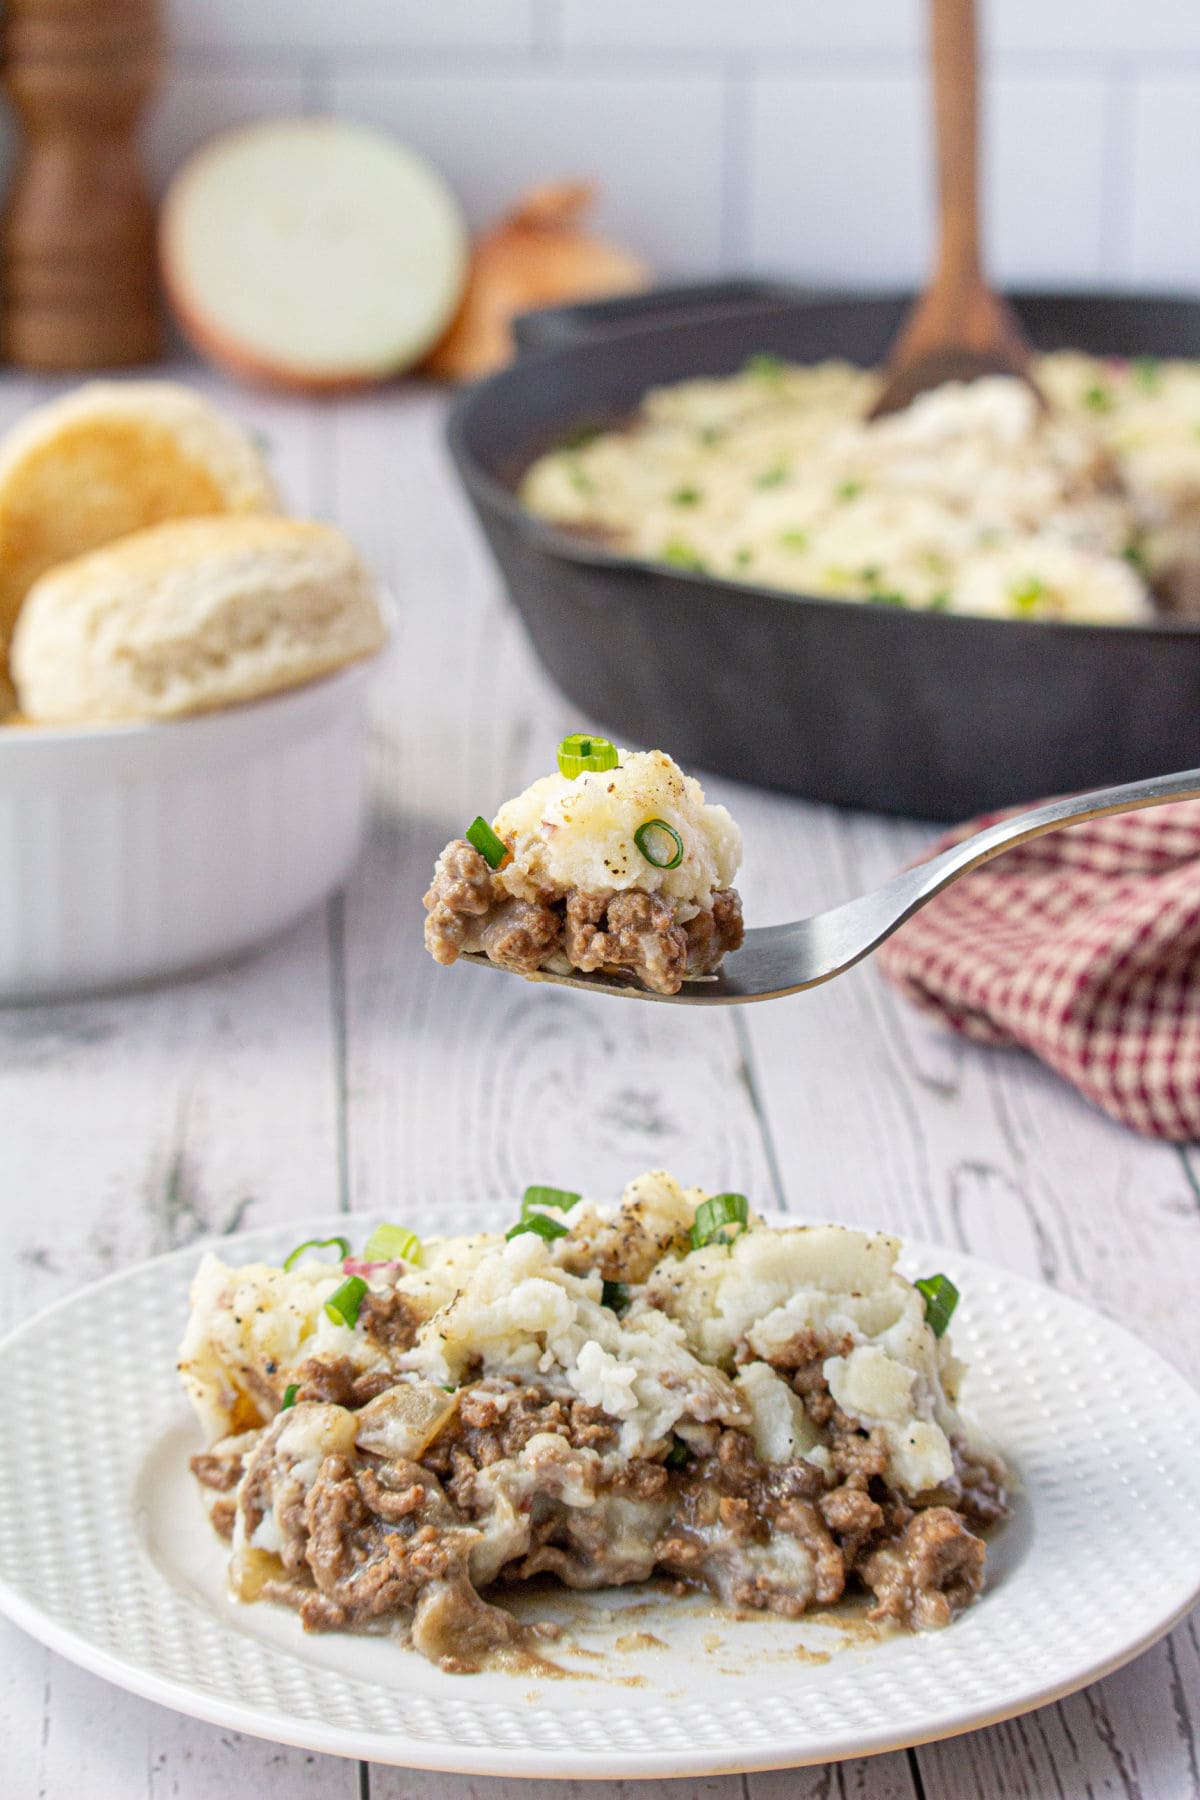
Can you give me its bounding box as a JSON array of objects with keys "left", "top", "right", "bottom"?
[{"left": 0, "top": 1208, "right": 1198, "bottom": 1779}]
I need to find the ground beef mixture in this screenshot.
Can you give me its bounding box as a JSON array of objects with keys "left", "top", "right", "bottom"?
[
  {"left": 198, "top": 1346, "right": 1006, "bottom": 1671},
  {"left": 422, "top": 837, "right": 743, "bottom": 996}
]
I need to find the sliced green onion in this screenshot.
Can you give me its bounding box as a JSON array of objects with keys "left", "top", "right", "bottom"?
[
  {"left": 1083, "top": 382, "right": 1113, "bottom": 413},
  {"left": 868, "top": 592, "right": 906, "bottom": 608},
  {"left": 1133, "top": 356, "right": 1161, "bottom": 393},
  {"left": 661, "top": 538, "right": 706, "bottom": 572},
  {"left": 634, "top": 818, "right": 684, "bottom": 870},
  {"left": 754, "top": 461, "right": 790, "bottom": 489},
  {"left": 556, "top": 735, "right": 618, "bottom": 780},
  {"left": 780, "top": 528, "right": 808, "bottom": 551},
  {"left": 915, "top": 1273, "right": 959, "bottom": 1338},
  {"left": 665, "top": 1436, "right": 690, "bottom": 1468},
  {"left": 281, "top": 1383, "right": 299, "bottom": 1410},
  {"left": 1010, "top": 576, "right": 1046, "bottom": 616},
  {"left": 689, "top": 1192, "right": 749, "bottom": 1251},
  {"left": 521, "top": 1184, "right": 581, "bottom": 1218},
  {"left": 362, "top": 1223, "right": 422, "bottom": 1265},
  {"left": 324, "top": 1275, "right": 368, "bottom": 1329},
  {"left": 567, "top": 463, "right": 594, "bottom": 495},
  {"left": 928, "top": 591, "right": 952, "bottom": 612},
  {"left": 465, "top": 815, "right": 508, "bottom": 869},
  {"left": 836, "top": 479, "right": 863, "bottom": 502},
  {"left": 671, "top": 486, "right": 702, "bottom": 506},
  {"left": 744, "top": 352, "right": 786, "bottom": 381},
  {"left": 506, "top": 1213, "right": 570, "bottom": 1243},
  {"left": 733, "top": 548, "right": 754, "bottom": 567},
  {"left": 698, "top": 424, "right": 724, "bottom": 446},
  {"left": 282, "top": 1235, "right": 351, "bottom": 1272},
  {"left": 560, "top": 422, "right": 602, "bottom": 450},
  {"left": 601, "top": 1279, "right": 630, "bottom": 1314},
  {"left": 1122, "top": 541, "right": 1149, "bottom": 574}
]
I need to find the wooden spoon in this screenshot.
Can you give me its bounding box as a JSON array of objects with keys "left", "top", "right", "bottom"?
[{"left": 870, "top": 0, "right": 1038, "bottom": 419}]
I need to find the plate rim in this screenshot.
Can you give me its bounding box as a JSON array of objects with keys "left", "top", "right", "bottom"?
[{"left": 2, "top": 1213, "right": 1199, "bottom": 1778}]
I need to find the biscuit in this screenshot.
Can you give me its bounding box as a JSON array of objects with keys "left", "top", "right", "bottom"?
[
  {"left": 12, "top": 516, "right": 386, "bottom": 724},
  {"left": 0, "top": 380, "right": 277, "bottom": 652}
]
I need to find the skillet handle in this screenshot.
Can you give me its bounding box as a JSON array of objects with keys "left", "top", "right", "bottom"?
[{"left": 511, "top": 279, "right": 820, "bottom": 356}]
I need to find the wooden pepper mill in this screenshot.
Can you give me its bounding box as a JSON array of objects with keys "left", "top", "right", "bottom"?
[{"left": 1, "top": 0, "right": 162, "bottom": 369}]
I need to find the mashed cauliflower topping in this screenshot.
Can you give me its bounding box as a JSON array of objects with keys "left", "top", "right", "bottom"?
[
  {"left": 521, "top": 350, "right": 1200, "bottom": 623},
  {"left": 181, "top": 1172, "right": 1008, "bottom": 1671},
  {"left": 494, "top": 748, "right": 740, "bottom": 907},
  {"left": 423, "top": 745, "right": 744, "bottom": 994}
]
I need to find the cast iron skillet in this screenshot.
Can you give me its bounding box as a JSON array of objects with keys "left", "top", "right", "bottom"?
[{"left": 446, "top": 281, "right": 1200, "bottom": 821}]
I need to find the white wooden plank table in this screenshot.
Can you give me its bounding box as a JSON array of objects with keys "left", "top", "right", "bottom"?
[{"left": 1, "top": 370, "right": 1197, "bottom": 1800}]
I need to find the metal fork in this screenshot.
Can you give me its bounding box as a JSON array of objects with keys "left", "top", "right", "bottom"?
[{"left": 460, "top": 765, "right": 1200, "bottom": 1004}]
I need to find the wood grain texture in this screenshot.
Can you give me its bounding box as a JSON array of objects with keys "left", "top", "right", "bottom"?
[{"left": 0, "top": 373, "right": 1195, "bottom": 1799}]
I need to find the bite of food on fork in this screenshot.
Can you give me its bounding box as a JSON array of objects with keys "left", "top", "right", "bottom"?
[
  {"left": 422, "top": 734, "right": 745, "bottom": 996},
  {"left": 423, "top": 737, "right": 1200, "bottom": 1007}
]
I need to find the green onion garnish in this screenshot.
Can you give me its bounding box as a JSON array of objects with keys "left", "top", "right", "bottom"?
[
  {"left": 689, "top": 1192, "right": 749, "bottom": 1251},
  {"left": 780, "top": 529, "right": 808, "bottom": 550},
  {"left": 928, "top": 591, "right": 952, "bottom": 612},
  {"left": 634, "top": 818, "right": 684, "bottom": 870},
  {"left": 568, "top": 463, "right": 594, "bottom": 495},
  {"left": 361, "top": 1223, "right": 421, "bottom": 1264},
  {"left": 754, "top": 461, "right": 790, "bottom": 489},
  {"left": 1083, "top": 383, "right": 1114, "bottom": 413},
  {"left": 560, "top": 422, "right": 602, "bottom": 451},
  {"left": 1010, "top": 576, "right": 1046, "bottom": 616},
  {"left": 281, "top": 1383, "right": 299, "bottom": 1410},
  {"left": 506, "top": 1213, "right": 570, "bottom": 1243},
  {"left": 601, "top": 1279, "right": 630, "bottom": 1314},
  {"left": 557, "top": 735, "right": 618, "bottom": 779},
  {"left": 324, "top": 1275, "right": 368, "bottom": 1329},
  {"left": 465, "top": 816, "right": 508, "bottom": 869},
  {"left": 745, "top": 352, "right": 786, "bottom": 381},
  {"left": 836, "top": 479, "right": 863, "bottom": 502},
  {"left": 521, "top": 1184, "right": 581, "bottom": 1218},
  {"left": 1133, "top": 357, "right": 1161, "bottom": 393},
  {"left": 282, "top": 1235, "right": 351, "bottom": 1272},
  {"left": 915, "top": 1273, "right": 959, "bottom": 1337},
  {"left": 868, "top": 592, "right": 906, "bottom": 608},
  {"left": 661, "top": 538, "right": 706, "bottom": 572},
  {"left": 671, "top": 486, "right": 702, "bottom": 506},
  {"left": 1122, "top": 542, "right": 1148, "bottom": 574},
  {"left": 698, "top": 424, "right": 724, "bottom": 446},
  {"left": 733, "top": 548, "right": 754, "bottom": 567},
  {"left": 665, "top": 1436, "right": 690, "bottom": 1468}
]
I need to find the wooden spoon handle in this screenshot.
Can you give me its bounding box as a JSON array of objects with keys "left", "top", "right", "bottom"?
[{"left": 930, "top": 0, "right": 982, "bottom": 287}]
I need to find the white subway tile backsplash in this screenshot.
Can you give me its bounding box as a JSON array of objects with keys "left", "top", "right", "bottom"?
[
  {"left": 988, "top": 75, "right": 1108, "bottom": 283},
  {"left": 746, "top": 70, "right": 1108, "bottom": 286},
  {"left": 144, "top": 74, "right": 309, "bottom": 190},
  {"left": 987, "top": 2, "right": 1200, "bottom": 56},
  {"left": 329, "top": 73, "right": 727, "bottom": 273},
  {"left": 2, "top": 2, "right": 1198, "bottom": 326},
  {"left": 168, "top": 0, "right": 536, "bottom": 54},
  {"left": 1126, "top": 78, "right": 1200, "bottom": 288},
  {"left": 746, "top": 75, "right": 928, "bottom": 285},
  {"left": 562, "top": 1, "right": 920, "bottom": 55}
]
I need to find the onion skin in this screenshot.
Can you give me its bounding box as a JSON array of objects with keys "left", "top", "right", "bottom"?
[{"left": 424, "top": 182, "right": 649, "bottom": 383}]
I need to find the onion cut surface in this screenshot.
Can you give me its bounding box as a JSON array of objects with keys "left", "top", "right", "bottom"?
[{"left": 161, "top": 118, "right": 468, "bottom": 391}]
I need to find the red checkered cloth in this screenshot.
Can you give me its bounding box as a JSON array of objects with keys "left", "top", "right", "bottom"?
[{"left": 877, "top": 799, "right": 1200, "bottom": 1140}]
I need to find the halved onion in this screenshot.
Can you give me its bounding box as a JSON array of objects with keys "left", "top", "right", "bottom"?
[{"left": 161, "top": 118, "right": 468, "bottom": 392}]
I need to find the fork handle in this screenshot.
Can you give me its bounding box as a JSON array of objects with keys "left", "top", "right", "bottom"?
[{"left": 892, "top": 766, "right": 1200, "bottom": 924}]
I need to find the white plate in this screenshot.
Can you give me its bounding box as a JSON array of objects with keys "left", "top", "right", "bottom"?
[{"left": 0, "top": 1211, "right": 1198, "bottom": 1780}]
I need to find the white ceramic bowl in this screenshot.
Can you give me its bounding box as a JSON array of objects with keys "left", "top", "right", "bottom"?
[{"left": 0, "top": 644, "right": 386, "bottom": 1003}]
